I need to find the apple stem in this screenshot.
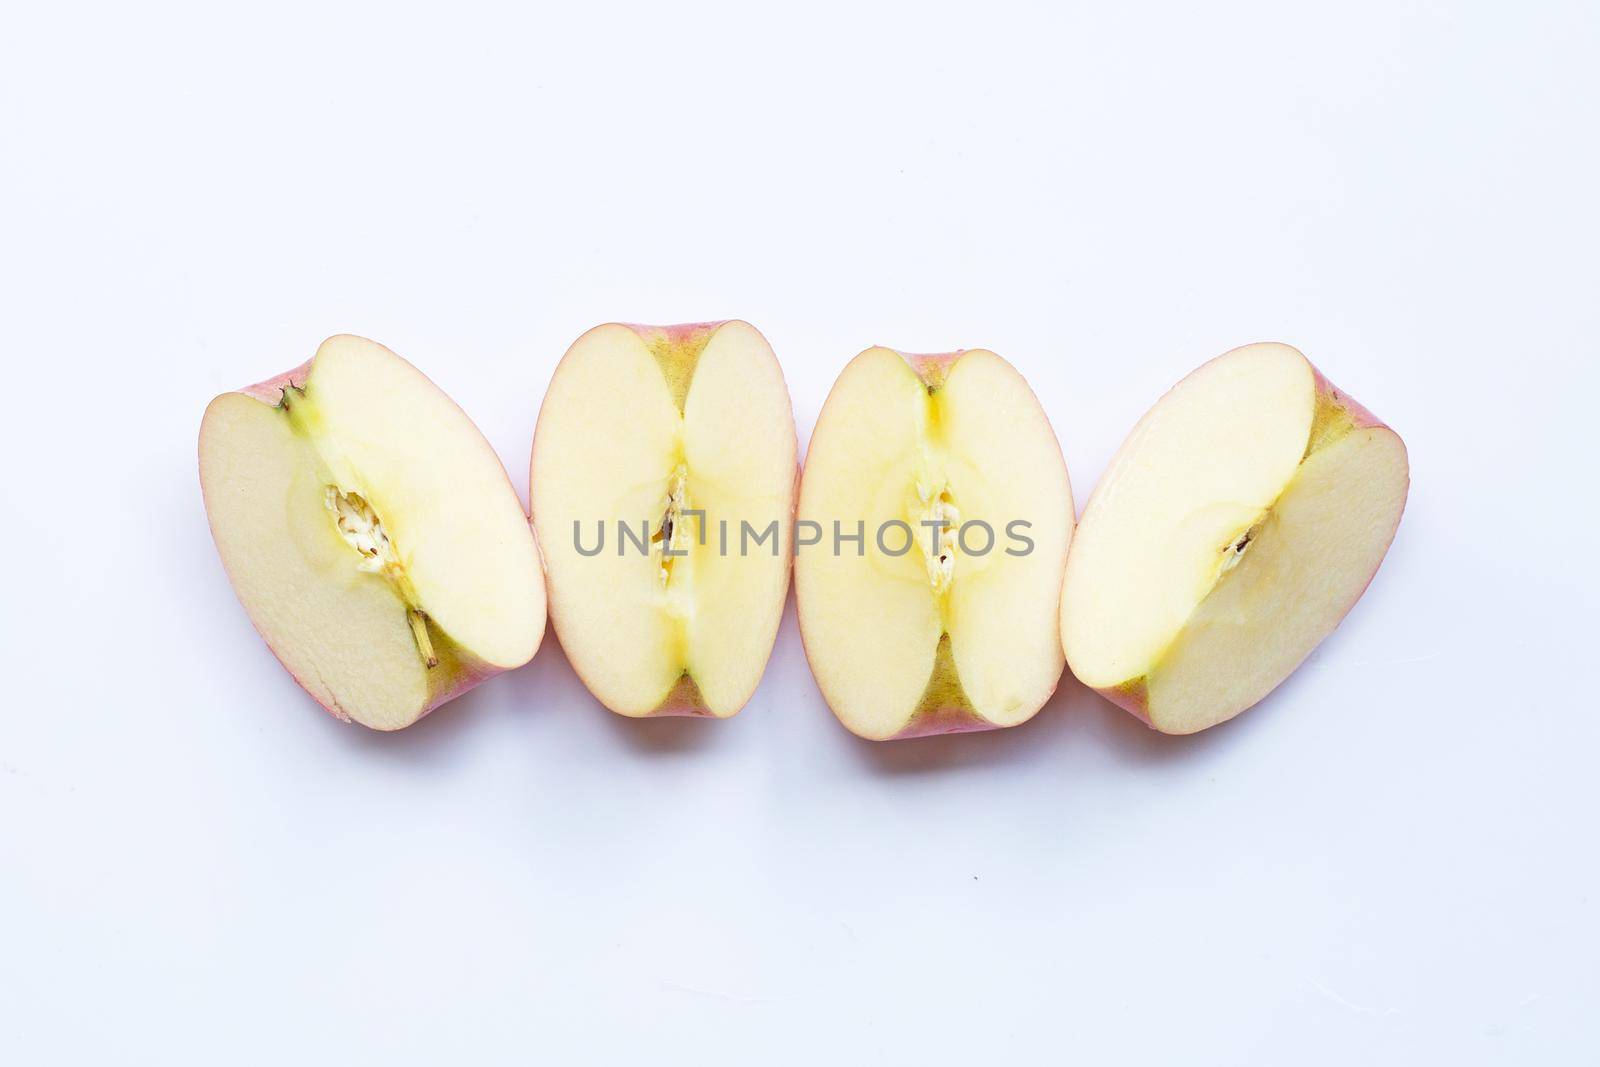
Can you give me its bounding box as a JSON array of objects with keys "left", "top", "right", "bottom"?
[{"left": 407, "top": 609, "right": 439, "bottom": 669}]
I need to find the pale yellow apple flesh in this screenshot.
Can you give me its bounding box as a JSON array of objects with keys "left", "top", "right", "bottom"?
[
  {"left": 199, "top": 335, "right": 547, "bottom": 730},
  {"left": 795, "top": 348, "right": 1075, "bottom": 741},
  {"left": 529, "top": 321, "right": 798, "bottom": 718},
  {"left": 1060, "top": 342, "right": 1409, "bottom": 734}
]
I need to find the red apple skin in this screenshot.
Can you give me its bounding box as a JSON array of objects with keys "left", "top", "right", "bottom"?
[
  {"left": 532, "top": 321, "right": 799, "bottom": 720},
  {"left": 626, "top": 320, "right": 727, "bottom": 351},
  {"left": 1076, "top": 345, "right": 1409, "bottom": 733},
  {"left": 648, "top": 675, "right": 717, "bottom": 719},
  {"left": 1310, "top": 364, "right": 1391, "bottom": 435},
  {"left": 1094, "top": 680, "right": 1154, "bottom": 728},
  {"left": 238, "top": 360, "right": 312, "bottom": 404},
  {"left": 200, "top": 339, "right": 540, "bottom": 730},
  {"left": 897, "top": 703, "right": 997, "bottom": 740},
  {"left": 798, "top": 347, "right": 1070, "bottom": 742},
  {"left": 899, "top": 350, "right": 964, "bottom": 387}
]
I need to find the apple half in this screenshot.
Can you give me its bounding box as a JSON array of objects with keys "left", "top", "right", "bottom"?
[
  {"left": 1060, "top": 342, "right": 1409, "bottom": 735},
  {"left": 795, "top": 347, "right": 1075, "bottom": 740},
  {"left": 199, "top": 335, "right": 547, "bottom": 730},
  {"left": 529, "top": 321, "right": 798, "bottom": 718}
]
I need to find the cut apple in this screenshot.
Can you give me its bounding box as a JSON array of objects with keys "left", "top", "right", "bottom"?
[
  {"left": 795, "top": 347, "right": 1075, "bottom": 740},
  {"left": 529, "top": 321, "right": 798, "bottom": 718},
  {"left": 199, "top": 335, "right": 547, "bottom": 730},
  {"left": 1060, "top": 342, "right": 1409, "bottom": 735}
]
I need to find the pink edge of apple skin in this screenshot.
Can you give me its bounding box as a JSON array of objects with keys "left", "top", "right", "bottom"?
[
  {"left": 239, "top": 358, "right": 313, "bottom": 403},
  {"left": 533, "top": 319, "right": 800, "bottom": 722},
  {"left": 1311, "top": 362, "right": 1392, "bottom": 434},
  {"left": 1081, "top": 352, "right": 1409, "bottom": 736},
  {"left": 622, "top": 320, "right": 730, "bottom": 347},
  {"left": 895, "top": 349, "right": 966, "bottom": 388},
  {"left": 889, "top": 640, "right": 1068, "bottom": 742},
  {"left": 202, "top": 340, "right": 545, "bottom": 731},
  {"left": 1112, "top": 511, "right": 1406, "bottom": 738},
  {"left": 648, "top": 694, "right": 715, "bottom": 718},
  {"left": 1227, "top": 360, "right": 1410, "bottom": 734},
  {"left": 1306, "top": 357, "right": 1412, "bottom": 680},
  {"left": 896, "top": 703, "right": 1007, "bottom": 741},
  {"left": 1094, "top": 681, "right": 1155, "bottom": 729}
]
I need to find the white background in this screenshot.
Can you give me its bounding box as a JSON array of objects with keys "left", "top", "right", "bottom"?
[{"left": 2, "top": 2, "right": 1596, "bottom": 1063}]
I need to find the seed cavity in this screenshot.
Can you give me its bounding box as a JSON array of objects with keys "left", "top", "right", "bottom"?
[
  {"left": 1218, "top": 526, "right": 1258, "bottom": 577},
  {"left": 325, "top": 486, "right": 437, "bottom": 668},
  {"left": 657, "top": 465, "right": 692, "bottom": 588},
  {"left": 915, "top": 483, "right": 960, "bottom": 593},
  {"left": 327, "top": 488, "right": 398, "bottom": 574}
]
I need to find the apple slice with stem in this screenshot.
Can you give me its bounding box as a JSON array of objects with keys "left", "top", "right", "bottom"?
[
  {"left": 795, "top": 347, "right": 1075, "bottom": 740},
  {"left": 199, "top": 335, "right": 547, "bottom": 730},
  {"left": 529, "top": 321, "right": 798, "bottom": 718},
  {"left": 1060, "top": 342, "right": 1409, "bottom": 735}
]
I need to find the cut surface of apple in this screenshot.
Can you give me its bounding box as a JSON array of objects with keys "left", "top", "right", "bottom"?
[
  {"left": 529, "top": 321, "right": 797, "bottom": 718},
  {"left": 796, "top": 347, "right": 1074, "bottom": 741},
  {"left": 1060, "top": 342, "right": 1409, "bottom": 735},
  {"left": 200, "top": 335, "right": 546, "bottom": 730}
]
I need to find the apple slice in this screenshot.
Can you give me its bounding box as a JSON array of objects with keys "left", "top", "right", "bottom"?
[
  {"left": 795, "top": 347, "right": 1075, "bottom": 740},
  {"left": 199, "top": 335, "right": 547, "bottom": 730},
  {"left": 529, "top": 321, "right": 798, "bottom": 718},
  {"left": 1060, "top": 342, "right": 1409, "bottom": 735}
]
